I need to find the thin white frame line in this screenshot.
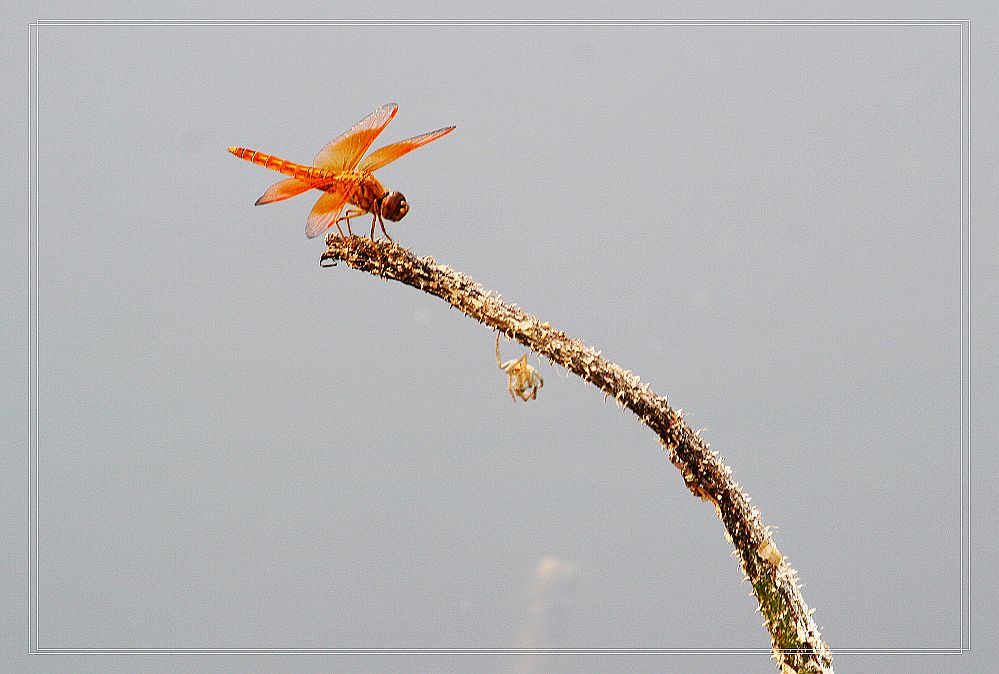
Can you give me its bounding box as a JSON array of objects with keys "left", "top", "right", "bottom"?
[
  {"left": 31, "top": 18, "right": 966, "bottom": 21},
  {"left": 967, "top": 19, "right": 974, "bottom": 651},
  {"left": 964, "top": 18, "right": 972, "bottom": 653},
  {"left": 27, "top": 20, "right": 32, "bottom": 657},
  {"left": 34, "top": 19, "right": 40, "bottom": 656},
  {"left": 953, "top": 19, "right": 972, "bottom": 653},
  {"left": 26, "top": 18, "right": 972, "bottom": 657},
  {"left": 29, "top": 20, "right": 39, "bottom": 657},
  {"left": 959, "top": 20, "right": 964, "bottom": 652},
  {"left": 28, "top": 648, "right": 967, "bottom": 654},
  {"left": 33, "top": 20, "right": 968, "bottom": 26}
]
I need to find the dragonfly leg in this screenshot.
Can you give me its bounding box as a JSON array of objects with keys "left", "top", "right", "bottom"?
[
  {"left": 335, "top": 209, "right": 365, "bottom": 237},
  {"left": 378, "top": 212, "right": 393, "bottom": 242}
]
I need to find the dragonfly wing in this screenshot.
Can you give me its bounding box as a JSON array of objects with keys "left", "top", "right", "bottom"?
[
  {"left": 357, "top": 126, "right": 456, "bottom": 173},
  {"left": 305, "top": 189, "right": 350, "bottom": 239},
  {"left": 255, "top": 178, "right": 314, "bottom": 205},
  {"left": 313, "top": 103, "right": 398, "bottom": 172}
]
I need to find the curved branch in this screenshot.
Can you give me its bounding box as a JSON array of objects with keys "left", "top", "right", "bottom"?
[{"left": 321, "top": 235, "right": 834, "bottom": 673}]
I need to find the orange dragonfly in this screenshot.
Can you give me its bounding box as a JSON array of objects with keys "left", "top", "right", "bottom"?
[{"left": 229, "top": 103, "right": 454, "bottom": 240}]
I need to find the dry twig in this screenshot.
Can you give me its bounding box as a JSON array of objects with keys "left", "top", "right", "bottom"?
[{"left": 321, "top": 235, "right": 834, "bottom": 673}]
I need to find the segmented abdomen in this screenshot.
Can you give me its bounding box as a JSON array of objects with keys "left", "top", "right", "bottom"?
[{"left": 227, "top": 146, "right": 333, "bottom": 186}]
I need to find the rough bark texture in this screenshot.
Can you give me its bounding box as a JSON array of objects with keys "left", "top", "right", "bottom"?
[{"left": 322, "top": 235, "right": 834, "bottom": 673}]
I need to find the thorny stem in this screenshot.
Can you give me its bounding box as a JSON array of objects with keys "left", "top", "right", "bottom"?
[{"left": 321, "top": 235, "right": 834, "bottom": 674}]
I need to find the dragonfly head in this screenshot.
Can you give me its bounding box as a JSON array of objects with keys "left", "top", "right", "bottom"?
[{"left": 380, "top": 191, "right": 409, "bottom": 222}]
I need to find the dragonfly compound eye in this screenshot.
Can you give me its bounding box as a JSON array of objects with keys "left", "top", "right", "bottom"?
[{"left": 381, "top": 191, "right": 409, "bottom": 221}]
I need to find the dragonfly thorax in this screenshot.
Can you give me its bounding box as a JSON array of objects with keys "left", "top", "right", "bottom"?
[{"left": 345, "top": 174, "right": 407, "bottom": 222}]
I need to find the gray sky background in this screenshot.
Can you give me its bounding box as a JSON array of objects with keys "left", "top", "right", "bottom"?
[{"left": 4, "top": 3, "right": 997, "bottom": 673}]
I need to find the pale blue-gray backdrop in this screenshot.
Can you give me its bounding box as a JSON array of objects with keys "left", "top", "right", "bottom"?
[{"left": 5, "top": 3, "right": 995, "bottom": 673}]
